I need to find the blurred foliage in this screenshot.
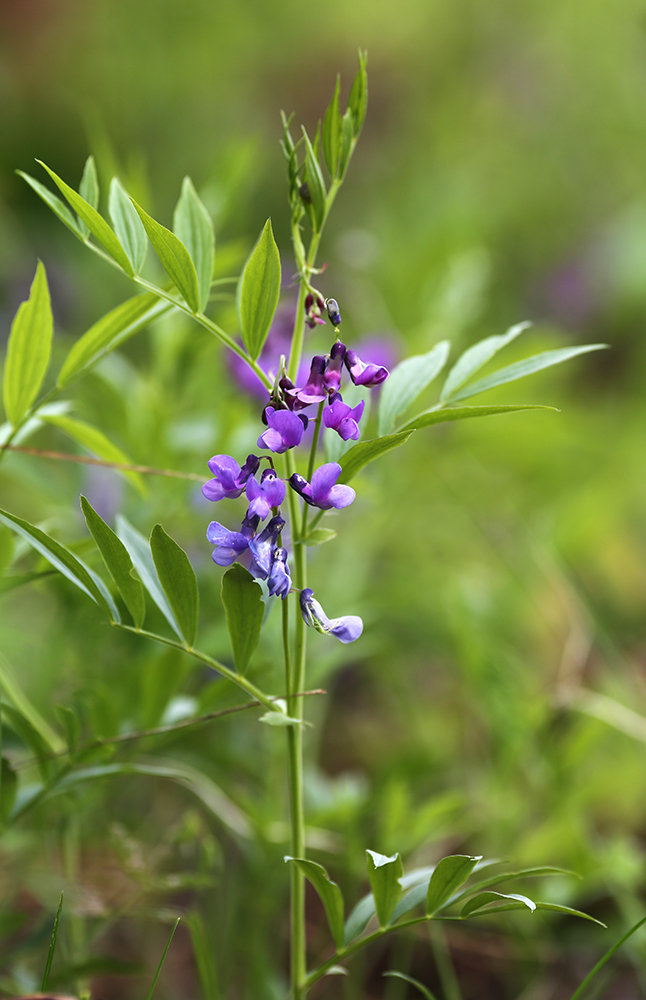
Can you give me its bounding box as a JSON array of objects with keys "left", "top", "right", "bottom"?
[{"left": 3, "top": 1, "right": 646, "bottom": 998}]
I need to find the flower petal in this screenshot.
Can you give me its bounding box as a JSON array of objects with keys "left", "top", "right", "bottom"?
[
  {"left": 326, "top": 484, "right": 356, "bottom": 509},
  {"left": 310, "top": 462, "right": 342, "bottom": 503},
  {"left": 328, "top": 615, "right": 363, "bottom": 643}
]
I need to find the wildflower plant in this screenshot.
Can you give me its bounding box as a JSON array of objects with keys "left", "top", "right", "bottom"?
[{"left": 0, "top": 51, "right": 616, "bottom": 997}]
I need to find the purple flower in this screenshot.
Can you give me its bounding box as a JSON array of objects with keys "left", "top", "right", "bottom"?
[
  {"left": 207, "top": 512, "right": 260, "bottom": 566},
  {"left": 323, "top": 394, "right": 365, "bottom": 441},
  {"left": 323, "top": 341, "right": 346, "bottom": 394},
  {"left": 289, "top": 462, "right": 356, "bottom": 510},
  {"left": 326, "top": 298, "right": 342, "bottom": 327},
  {"left": 344, "top": 348, "right": 389, "bottom": 388},
  {"left": 299, "top": 588, "right": 363, "bottom": 643},
  {"left": 246, "top": 468, "right": 286, "bottom": 519},
  {"left": 287, "top": 356, "right": 327, "bottom": 407},
  {"left": 258, "top": 407, "right": 308, "bottom": 453},
  {"left": 249, "top": 515, "right": 284, "bottom": 578},
  {"left": 203, "top": 454, "right": 260, "bottom": 502},
  {"left": 267, "top": 546, "right": 291, "bottom": 599},
  {"left": 305, "top": 292, "right": 326, "bottom": 330}
]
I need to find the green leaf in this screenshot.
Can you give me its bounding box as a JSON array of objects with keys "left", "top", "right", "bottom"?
[
  {"left": 348, "top": 50, "right": 368, "bottom": 134},
  {"left": 54, "top": 704, "right": 80, "bottom": 753},
  {"left": 338, "top": 108, "right": 354, "bottom": 178},
  {"left": 391, "top": 859, "right": 501, "bottom": 923},
  {"left": 36, "top": 161, "right": 134, "bottom": 276},
  {"left": 44, "top": 414, "right": 146, "bottom": 496},
  {"left": 146, "top": 917, "right": 180, "bottom": 1000},
  {"left": 2, "top": 703, "right": 54, "bottom": 780},
  {"left": 366, "top": 850, "right": 403, "bottom": 928},
  {"left": 344, "top": 891, "right": 377, "bottom": 944},
  {"left": 322, "top": 76, "right": 342, "bottom": 177},
  {"left": 238, "top": 219, "right": 281, "bottom": 361},
  {"left": 302, "top": 129, "right": 326, "bottom": 230},
  {"left": 185, "top": 911, "right": 219, "bottom": 1000},
  {"left": 131, "top": 199, "right": 200, "bottom": 312},
  {"left": 463, "top": 900, "right": 605, "bottom": 926},
  {"left": 18, "top": 170, "right": 83, "bottom": 237},
  {"left": 383, "top": 972, "right": 438, "bottom": 1000},
  {"left": 461, "top": 891, "right": 536, "bottom": 918},
  {"left": 81, "top": 496, "right": 145, "bottom": 629},
  {"left": 303, "top": 527, "right": 338, "bottom": 547},
  {"left": 426, "top": 855, "right": 482, "bottom": 915},
  {"left": 449, "top": 866, "right": 578, "bottom": 908},
  {"left": 0, "top": 508, "right": 119, "bottom": 622},
  {"left": 77, "top": 155, "right": 99, "bottom": 237},
  {"left": 440, "top": 322, "right": 530, "bottom": 401},
  {"left": 173, "top": 177, "right": 215, "bottom": 312},
  {"left": 109, "top": 177, "right": 147, "bottom": 274},
  {"left": 116, "top": 516, "right": 182, "bottom": 639},
  {"left": 258, "top": 710, "right": 302, "bottom": 727},
  {"left": 0, "top": 652, "right": 65, "bottom": 754},
  {"left": 0, "top": 757, "right": 17, "bottom": 823},
  {"left": 0, "top": 524, "right": 14, "bottom": 575},
  {"left": 378, "top": 341, "right": 450, "bottom": 436},
  {"left": 397, "top": 404, "right": 558, "bottom": 433},
  {"left": 221, "top": 564, "right": 264, "bottom": 674},
  {"left": 338, "top": 431, "right": 414, "bottom": 484},
  {"left": 3, "top": 261, "right": 53, "bottom": 427},
  {"left": 449, "top": 344, "right": 608, "bottom": 403},
  {"left": 569, "top": 914, "right": 646, "bottom": 1000},
  {"left": 150, "top": 524, "right": 199, "bottom": 647},
  {"left": 0, "top": 572, "right": 57, "bottom": 596},
  {"left": 41, "top": 891, "right": 64, "bottom": 991},
  {"left": 57, "top": 292, "right": 167, "bottom": 388},
  {"left": 286, "top": 857, "right": 345, "bottom": 949}
]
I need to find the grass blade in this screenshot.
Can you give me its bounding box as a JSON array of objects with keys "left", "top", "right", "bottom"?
[
  {"left": 41, "top": 890, "right": 64, "bottom": 991},
  {"left": 569, "top": 914, "right": 646, "bottom": 1000},
  {"left": 146, "top": 917, "right": 180, "bottom": 1000}
]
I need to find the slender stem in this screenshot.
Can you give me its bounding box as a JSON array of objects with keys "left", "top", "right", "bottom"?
[
  {"left": 307, "top": 402, "right": 324, "bottom": 484},
  {"left": 1, "top": 446, "right": 206, "bottom": 481}
]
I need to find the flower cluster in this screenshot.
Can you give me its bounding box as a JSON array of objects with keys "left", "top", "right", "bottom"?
[{"left": 203, "top": 323, "right": 389, "bottom": 639}]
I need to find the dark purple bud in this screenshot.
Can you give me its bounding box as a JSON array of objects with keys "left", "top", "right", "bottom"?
[
  {"left": 305, "top": 293, "right": 314, "bottom": 311},
  {"left": 267, "top": 547, "right": 291, "bottom": 599},
  {"left": 344, "top": 348, "right": 389, "bottom": 387},
  {"left": 299, "top": 182, "right": 311, "bottom": 204},
  {"left": 323, "top": 340, "right": 346, "bottom": 394},
  {"left": 326, "top": 298, "right": 342, "bottom": 327}
]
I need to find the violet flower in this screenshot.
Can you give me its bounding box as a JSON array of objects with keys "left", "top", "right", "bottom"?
[
  {"left": 258, "top": 407, "right": 308, "bottom": 453},
  {"left": 246, "top": 468, "right": 286, "bottom": 519},
  {"left": 203, "top": 454, "right": 260, "bottom": 503},
  {"left": 287, "top": 356, "right": 327, "bottom": 407},
  {"left": 323, "top": 394, "right": 365, "bottom": 441},
  {"left": 207, "top": 512, "right": 260, "bottom": 566},
  {"left": 267, "top": 546, "right": 291, "bottom": 599},
  {"left": 289, "top": 462, "right": 356, "bottom": 510},
  {"left": 323, "top": 341, "right": 346, "bottom": 394},
  {"left": 344, "top": 348, "right": 389, "bottom": 387},
  {"left": 249, "top": 515, "right": 285, "bottom": 578},
  {"left": 299, "top": 588, "right": 363, "bottom": 643}
]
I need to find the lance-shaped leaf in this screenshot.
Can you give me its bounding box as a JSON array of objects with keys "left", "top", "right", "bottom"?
[
  {"left": 109, "top": 177, "right": 147, "bottom": 274},
  {"left": 0, "top": 508, "right": 119, "bottom": 622},
  {"left": 0, "top": 757, "right": 17, "bottom": 823},
  {"left": 238, "top": 219, "right": 281, "bottom": 361},
  {"left": 2, "top": 704, "right": 54, "bottom": 780},
  {"left": 77, "top": 155, "right": 99, "bottom": 238},
  {"left": 0, "top": 652, "right": 65, "bottom": 754},
  {"left": 383, "top": 972, "right": 438, "bottom": 1000},
  {"left": 440, "top": 322, "right": 530, "bottom": 401},
  {"left": 464, "top": 900, "right": 605, "bottom": 925},
  {"left": 81, "top": 496, "right": 145, "bottom": 629},
  {"left": 150, "top": 524, "right": 199, "bottom": 647},
  {"left": 286, "top": 857, "right": 344, "bottom": 949},
  {"left": 426, "top": 855, "right": 482, "bottom": 915},
  {"left": 378, "top": 341, "right": 450, "bottom": 436},
  {"left": 448, "top": 344, "right": 608, "bottom": 403},
  {"left": 36, "top": 161, "right": 134, "bottom": 276},
  {"left": 302, "top": 129, "right": 326, "bottom": 231},
  {"left": 58, "top": 292, "right": 167, "bottom": 388},
  {"left": 449, "top": 866, "right": 578, "bottom": 908},
  {"left": 338, "top": 108, "right": 355, "bottom": 178},
  {"left": 338, "top": 431, "right": 414, "bottom": 484},
  {"left": 461, "top": 891, "right": 536, "bottom": 918},
  {"left": 366, "top": 850, "right": 403, "bottom": 928},
  {"left": 43, "top": 414, "right": 145, "bottom": 495},
  {"left": 116, "top": 516, "right": 182, "bottom": 639},
  {"left": 173, "top": 177, "right": 215, "bottom": 312},
  {"left": 392, "top": 859, "right": 500, "bottom": 923},
  {"left": 303, "top": 527, "right": 338, "bottom": 547},
  {"left": 18, "top": 171, "right": 83, "bottom": 237},
  {"left": 398, "top": 404, "right": 557, "bottom": 433},
  {"left": 322, "top": 76, "right": 341, "bottom": 177},
  {"left": 221, "top": 564, "right": 263, "bottom": 674},
  {"left": 3, "top": 262, "right": 53, "bottom": 427},
  {"left": 131, "top": 199, "right": 200, "bottom": 312},
  {"left": 348, "top": 49, "right": 368, "bottom": 135}
]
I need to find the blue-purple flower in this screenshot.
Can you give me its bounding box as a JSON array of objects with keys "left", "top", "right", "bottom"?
[
  {"left": 246, "top": 468, "right": 286, "bottom": 519},
  {"left": 323, "top": 394, "right": 365, "bottom": 441},
  {"left": 249, "top": 515, "right": 284, "bottom": 578},
  {"left": 207, "top": 512, "right": 260, "bottom": 566},
  {"left": 258, "top": 407, "right": 308, "bottom": 453},
  {"left": 203, "top": 454, "right": 260, "bottom": 502},
  {"left": 299, "top": 588, "right": 363, "bottom": 643},
  {"left": 267, "top": 546, "right": 291, "bottom": 598},
  {"left": 344, "top": 347, "right": 389, "bottom": 387},
  {"left": 323, "top": 341, "right": 346, "bottom": 394},
  {"left": 289, "top": 462, "right": 356, "bottom": 510},
  {"left": 286, "top": 356, "right": 327, "bottom": 407}
]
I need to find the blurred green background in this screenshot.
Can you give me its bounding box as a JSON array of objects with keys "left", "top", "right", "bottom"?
[{"left": 3, "top": 0, "right": 646, "bottom": 997}]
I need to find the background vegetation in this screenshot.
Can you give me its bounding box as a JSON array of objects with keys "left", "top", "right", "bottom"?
[{"left": 2, "top": 0, "right": 646, "bottom": 996}]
